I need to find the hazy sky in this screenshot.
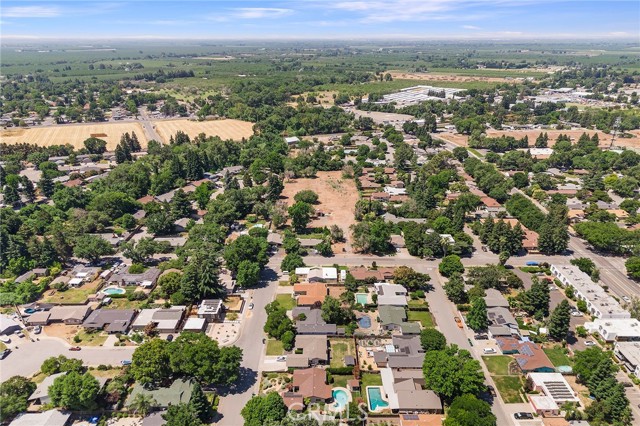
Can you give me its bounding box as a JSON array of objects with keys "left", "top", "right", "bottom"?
[{"left": 1, "top": 0, "right": 639, "bottom": 40}]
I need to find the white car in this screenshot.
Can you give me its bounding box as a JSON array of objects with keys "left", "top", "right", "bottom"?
[
  {"left": 622, "top": 296, "right": 631, "bottom": 303},
  {"left": 0, "top": 336, "right": 10, "bottom": 344},
  {"left": 483, "top": 348, "right": 497, "bottom": 354},
  {"left": 571, "top": 311, "right": 582, "bottom": 317},
  {"left": 584, "top": 340, "right": 596, "bottom": 347},
  {"left": 276, "top": 356, "right": 287, "bottom": 362}
]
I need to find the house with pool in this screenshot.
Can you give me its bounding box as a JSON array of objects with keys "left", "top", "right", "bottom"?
[
  {"left": 378, "top": 367, "right": 443, "bottom": 414},
  {"left": 281, "top": 367, "right": 352, "bottom": 413}
]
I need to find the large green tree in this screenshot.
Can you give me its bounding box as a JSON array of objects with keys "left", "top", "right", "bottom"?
[
  {"left": 444, "top": 394, "right": 497, "bottom": 426},
  {"left": 439, "top": 255, "right": 464, "bottom": 277},
  {"left": 0, "top": 376, "right": 36, "bottom": 422},
  {"left": 72, "top": 234, "right": 114, "bottom": 263},
  {"left": 288, "top": 201, "right": 314, "bottom": 233},
  {"left": 420, "top": 328, "right": 447, "bottom": 352},
  {"left": 241, "top": 392, "right": 288, "bottom": 426},
  {"left": 131, "top": 339, "right": 172, "bottom": 386},
  {"left": 467, "top": 297, "right": 488, "bottom": 331},
  {"left": 236, "top": 260, "right": 261, "bottom": 288},
  {"left": 422, "top": 346, "right": 485, "bottom": 402},
  {"left": 548, "top": 300, "right": 571, "bottom": 341},
  {"left": 49, "top": 372, "right": 100, "bottom": 410},
  {"left": 163, "top": 403, "right": 204, "bottom": 426}
]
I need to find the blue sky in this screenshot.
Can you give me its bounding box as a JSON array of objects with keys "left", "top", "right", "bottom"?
[{"left": 1, "top": 1, "right": 639, "bottom": 40}]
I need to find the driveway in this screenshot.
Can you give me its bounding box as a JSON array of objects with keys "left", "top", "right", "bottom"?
[{"left": 0, "top": 337, "right": 134, "bottom": 381}]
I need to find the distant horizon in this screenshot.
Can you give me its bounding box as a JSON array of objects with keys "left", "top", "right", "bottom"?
[{"left": 1, "top": 0, "right": 639, "bottom": 41}]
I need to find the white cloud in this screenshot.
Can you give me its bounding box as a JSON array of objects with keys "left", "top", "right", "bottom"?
[
  {"left": 3, "top": 6, "right": 61, "bottom": 18},
  {"left": 233, "top": 8, "right": 293, "bottom": 19},
  {"left": 463, "top": 25, "right": 481, "bottom": 30}
]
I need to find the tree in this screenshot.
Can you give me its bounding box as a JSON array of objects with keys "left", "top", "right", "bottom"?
[
  {"left": 49, "top": 371, "right": 100, "bottom": 410},
  {"left": 422, "top": 346, "right": 485, "bottom": 402},
  {"left": 350, "top": 219, "right": 391, "bottom": 254},
  {"left": 146, "top": 211, "right": 175, "bottom": 235},
  {"left": 84, "top": 137, "right": 107, "bottom": 154},
  {"left": 38, "top": 175, "right": 54, "bottom": 198},
  {"left": 498, "top": 251, "right": 510, "bottom": 267},
  {"left": 193, "top": 183, "right": 213, "bottom": 210},
  {"left": 40, "top": 356, "right": 84, "bottom": 375},
  {"left": 264, "top": 301, "right": 294, "bottom": 339},
  {"left": 625, "top": 256, "right": 640, "bottom": 280},
  {"left": 185, "top": 150, "right": 204, "bottom": 181},
  {"left": 241, "top": 392, "right": 288, "bottom": 426},
  {"left": 315, "top": 238, "right": 333, "bottom": 257},
  {"left": 393, "top": 266, "right": 431, "bottom": 291},
  {"left": 266, "top": 174, "right": 284, "bottom": 202},
  {"left": 573, "top": 348, "right": 611, "bottom": 384},
  {"left": 420, "top": 328, "right": 447, "bottom": 352},
  {"left": 281, "top": 253, "right": 305, "bottom": 272},
  {"left": 189, "top": 382, "right": 212, "bottom": 423},
  {"left": 570, "top": 257, "right": 597, "bottom": 276},
  {"left": 223, "top": 235, "right": 268, "bottom": 273},
  {"left": 72, "top": 234, "right": 114, "bottom": 263},
  {"left": 121, "top": 237, "right": 167, "bottom": 264},
  {"left": 180, "top": 250, "right": 223, "bottom": 302},
  {"left": 439, "top": 255, "right": 464, "bottom": 277},
  {"left": 294, "top": 190, "right": 319, "bottom": 204},
  {"left": 171, "top": 189, "right": 193, "bottom": 219},
  {"left": 236, "top": 260, "right": 261, "bottom": 288},
  {"left": 321, "top": 295, "right": 355, "bottom": 325},
  {"left": 467, "top": 297, "right": 488, "bottom": 331},
  {"left": 518, "top": 277, "right": 550, "bottom": 320},
  {"left": 288, "top": 201, "right": 313, "bottom": 233},
  {"left": 131, "top": 339, "right": 172, "bottom": 386},
  {"left": 444, "top": 394, "right": 497, "bottom": 426},
  {"left": 443, "top": 274, "right": 468, "bottom": 304},
  {"left": 548, "top": 300, "right": 571, "bottom": 341},
  {"left": 163, "top": 403, "right": 204, "bottom": 426},
  {"left": 0, "top": 376, "right": 36, "bottom": 422},
  {"left": 281, "top": 330, "right": 295, "bottom": 351},
  {"left": 329, "top": 224, "right": 344, "bottom": 242},
  {"left": 129, "top": 393, "right": 157, "bottom": 416}
]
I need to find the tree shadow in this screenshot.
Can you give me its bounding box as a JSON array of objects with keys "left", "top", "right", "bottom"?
[{"left": 214, "top": 366, "right": 258, "bottom": 396}]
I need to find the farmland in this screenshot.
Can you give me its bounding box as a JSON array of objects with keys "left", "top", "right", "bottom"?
[
  {"left": 0, "top": 122, "right": 148, "bottom": 150},
  {"left": 153, "top": 119, "right": 255, "bottom": 143}
]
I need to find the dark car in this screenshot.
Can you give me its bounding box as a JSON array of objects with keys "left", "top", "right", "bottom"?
[
  {"left": 0, "top": 349, "right": 11, "bottom": 360},
  {"left": 486, "top": 385, "right": 496, "bottom": 397},
  {"left": 69, "top": 346, "right": 81, "bottom": 351},
  {"left": 514, "top": 412, "right": 534, "bottom": 420},
  {"left": 167, "top": 334, "right": 174, "bottom": 342},
  {"left": 475, "top": 333, "right": 489, "bottom": 340}
]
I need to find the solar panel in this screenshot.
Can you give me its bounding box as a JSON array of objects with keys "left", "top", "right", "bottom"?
[
  {"left": 403, "top": 415, "right": 420, "bottom": 420},
  {"left": 521, "top": 345, "right": 534, "bottom": 356}
]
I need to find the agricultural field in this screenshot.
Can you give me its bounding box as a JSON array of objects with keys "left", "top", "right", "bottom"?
[
  {"left": 153, "top": 119, "right": 254, "bottom": 143},
  {"left": 387, "top": 71, "right": 536, "bottom": 83},
  {"left": 0, "top": 122, "right": 148, "bottom": 150},
  {"left": 281, "top": 171, "right": 358, "bottom": 251},
  {"left": 441, "top": 128, "right": 640, "bottom": 149}
]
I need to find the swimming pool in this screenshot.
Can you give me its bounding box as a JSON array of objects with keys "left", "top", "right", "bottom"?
[
  {"left": 367, "top": 387, "right": 389, "bottom": 412},
  {"left": 102, "top": 286, "right": 126, "bottom": 295},
  {"left": 358, "top": 316, "right": 372, "bottom": 329},
  {"left": 332, "top": 389, "right": 349, "bottom": 410},
  {"left": 355, "top": 293, "right": 369, "bottom": 305}
]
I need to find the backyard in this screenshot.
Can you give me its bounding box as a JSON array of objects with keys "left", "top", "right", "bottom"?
[
  {"left": 361, "top": 373, "right": 383, "bottom": 406},
  {"left": 330, "top": 338, "right": 356, "bottom": 368},
  {"left": 41, "top": 280, "right": 102, "bottom": 304},
  {"left": 275, "top": 294, "right": 296, "bottom": 311},
  {"left": 543, "top": 346, "right": 574, "bottom": 367},
  {"left": 407, "top": 310, "right": 435, "bottom": 328}
]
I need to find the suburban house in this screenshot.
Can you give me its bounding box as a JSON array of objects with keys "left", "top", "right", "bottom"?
[
  {"left": 584, "top": 318, "right": 640, "bottom": 342},
  {"left": 375, "top": 283, "right": 408, "bottom": 306},
  {"left": 9, "top": 409, "right": 71, "bottom": 426},
  {"left": 295, "top": 267, "right": 338, "bottom": 284},
  {"left": 378, "top": 306, "right": 421, "bottom": 335},
  {"left": 14, "top": 268, "right": 47, "bottom": 283},
  {"left": 25, "top": 305, "right": 92, "bottom": 326},
  {"left": 182, "top": 317, "right": 207, "bottom": 332},
  {"left": 28, "top": 372, "right": 66, "bottom": 405},
  {"left": 349, "top": 266, "right": 395, "bottom": 282},
  {"left": 484, "top": 288, "right": 510, "bottom": 308},
  {"left": 197, "top": 299, "right": 225, "bottom": 322},
  {"left": 132, "top": 306, "right": 186, "bottom": 333},
  {"left": 108, "top": 268, "right": 162, "bottom": 288},
  {"left": 527, "top": 373, "right": 580, "bottom": 405},
  {"left": 374, "top": 335, "right": 425, "bottom": 369},
  {"left": 487, "top": 307, "right": 520, "bottom": 338},
  {"left": 0, "top": 315, "right": 22, "bottom": 336},
  {"left": 286, "top": 335, "right": 329, "bottom": 368},
  {"left": 288, "top": 367, "right": 332, "bottom": 403},
  {"left": 528, "top": 395, "right": 561, "bottom": 417},
  {"left": 380, "top": 367, "right": 443, "bottom": 414},
  {"left": 127, "top": 379, "right": 194, "bottom": 409},
  {"left": 293, "top": 283, "right": 328, "bottom": 307},
  {"left": 68, "top": 265, "right": 101, "bottom": 287},
  {"left": 514, "top": 341, "right": 555, "bottom": 373},
  {"left": 82, "top": 309, "right": 137, "bottom": 333},
  {"left": 615, "top": 342, "right": 640, "bottom": 378},
  {"left": 293, "top": 307, "right": 339, "bottom": 335}
]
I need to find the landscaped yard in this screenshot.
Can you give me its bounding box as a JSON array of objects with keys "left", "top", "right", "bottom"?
[
  {"left": 266, "top": 339, "right": 284, "bottom": 356},
  {"left": 361, "top": 373, "right": 382, "bottom": 405},
  {"left": 407, "top": 310, "right": 435, "bottom": 328},
  {"left": 492, "top": 375, "right": 524, "bottom": 403},
  {"left": 41, "top": 281, "right": 101, "bottom": 304},
  {"left": 74, "top": 329, "right": 108, "bottom": 346},
  {"left": 543, "top": 346, "right": 574, "bottom": 367},
  {"left": 330, "top": 338, "right": 356, "bottom": 368},
  {"left": 331, "top": 374, "right": 351, "bottom": 388},
  {"left": 482, "top": 355, "right": 515, "bottom": 376},
  {"left": 275, "top": 294, "right": 296, "bottom": 310}
]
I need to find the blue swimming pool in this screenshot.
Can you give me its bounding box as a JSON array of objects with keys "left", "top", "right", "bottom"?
[
  {"left": 355, "top": 293, "right": 369, "bottom": 305},
  {"left": 367, "top": 387, "right": 389, "bottom": 412},
  {"left": 102, "top": 286, "right": 126, "bottom": 295},
  {"left": 358, "top": 316, "right": 372, "bottom": 329},
  {"left": 333, "top": 389, "right": 349, "bottom": 410}
]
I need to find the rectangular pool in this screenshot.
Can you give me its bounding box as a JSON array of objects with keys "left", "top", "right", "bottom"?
[
  {"left": 367, "top": 386, "right": 389, "bottom": 412},
  {"left": 355, "top": 293, "right": 369, "bottom": 305}
]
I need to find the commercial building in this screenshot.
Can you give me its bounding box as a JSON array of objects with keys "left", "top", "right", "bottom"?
[
  {"left": 584, "top": 318, "right": 640, "bottom": 342},
  {"left": 615, "top": 342, "right": 640, "bottom": 378}
]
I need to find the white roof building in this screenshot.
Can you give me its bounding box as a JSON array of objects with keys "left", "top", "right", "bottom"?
[
  {"left": 585, "top": 318, "right": 640, "bottom": 342},
  {"left": 9, "top": 409, "right": 71, "bottom": 426},
  {"left": 527, "top": 373, "right": 580, "bottom": 404},
  {"left": 551, "top": 265, "right": 630, "bottom": 319},
  {"left": 294, "top": 267, "right": 338, "bottom": 282},
  {"left": 615, "top": 342, "right": 640, "bottom": 378},
  {"left": 374, "top": 283, "right": 408, "bottom": 306},
  {"left": 183, "top": 317, "right": 207, "bottom": 332}
]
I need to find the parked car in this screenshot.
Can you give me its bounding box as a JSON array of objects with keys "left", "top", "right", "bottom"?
[
  {"left": 483, "top": 348, "right": 497, "bottom": 354},
  {"left": 69, "top": 346, "right": 81, "bottom": 351},
  {"left": 248, "top": 303, "right": 255, "bottom": 310},
  {"left": 486, "top": 385, "right": 496, "bottom": 397},
  {"left": 15, "top": 330, "right": 24, "bottom": 338},
  {"left": 467, "top": 338, "right": 473, "bottom": 347},
  {"left": 0, "top": 349, "right": 11, "bottom": 360},
  {"left": 584, "top": 340, "right": 596, "bottom": 347},
  {"left": 571, "top": 311, "right": 582, "bottom": 317},
  {"left": 525, "top": 261, "right": 539, "bottom": 266},
  {"left": 454, "top": 317, "right": 463, "bottom": 328},
  {"left": 475, "top": 333, "right": 489, "bottom": 340},
  {"left": 276, "top": 356, "right": 287, "bottom": 362},
  {"left": 549, "top": 285, "right": 557, "bottom": 291},
  {"left": 166, "top": 334, "right": 174, "bottom": 342},
  {"left": 0, "top": 336, "right": 10, "bottom": 344},
  {"left": 514, "top": 412, "right": 534, "bottom": 420},
  {"left": 622, "top": 295, "right": 631, "bottom": 303},
  {"left": 33, "top": 326, "right": 42, "bottom": 334},
  {"left": 121, "top": 360, "right": 132, "bottom": 366}
]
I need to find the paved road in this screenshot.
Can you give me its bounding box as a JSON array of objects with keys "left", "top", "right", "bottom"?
[
  {"left": 0, "top": 337, "right": 134, "bottom": 382},
  {"left": 215, "top": 252, "right": 282, "bottom": 426}
]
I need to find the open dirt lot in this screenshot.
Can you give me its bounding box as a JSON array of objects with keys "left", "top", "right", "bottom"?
[
  {"left": 0, "top": 122, "right": 148, "bottom": 150},
  {"left": 442, "top": 128, "right": 640, "bottom": 150},
  {"left": 153, "top": 118, "right": 254, "bottom": 142},
  {"left": 281, "top": 171, "right": 358, "bottom": 251},
  {"left": 387, "top": 71, "right": 519, "bottom": 83}
]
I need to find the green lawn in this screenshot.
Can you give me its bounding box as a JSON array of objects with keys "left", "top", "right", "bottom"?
[
  {"left": 331, "top": 374, "right": 351, "bottom": 388},
  {"left": 492, "top": 376, "right": 524, "bottom": 403},
  {"left": 74, "top": 330, "right": 108, "bottom": 347},
  {"left": 482, "top": 355, "right": 515, "bottom": 376},
  {"left": 543, "top": 346, "right": 574, "bottom": 367},
  {"left": 275, "top": 294, "right": 296, "bottom": 310},
  {"left": 330, "top": 338, "right": 356, "bottom": 368},
  {"left": 407, "top": 310, "right": 435, "bottom": 328},
  {"left": 266, "top": 339, "right": 284, "bottom": 356},
  {"left": 361, "top": 373, "right": 382, "bottom": 406},
  {"left": 41, "top": 282, "right": 101, "bottom": 304},
  {"left": 408, "top": 299, "right": 428, "bottom": 308}
]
